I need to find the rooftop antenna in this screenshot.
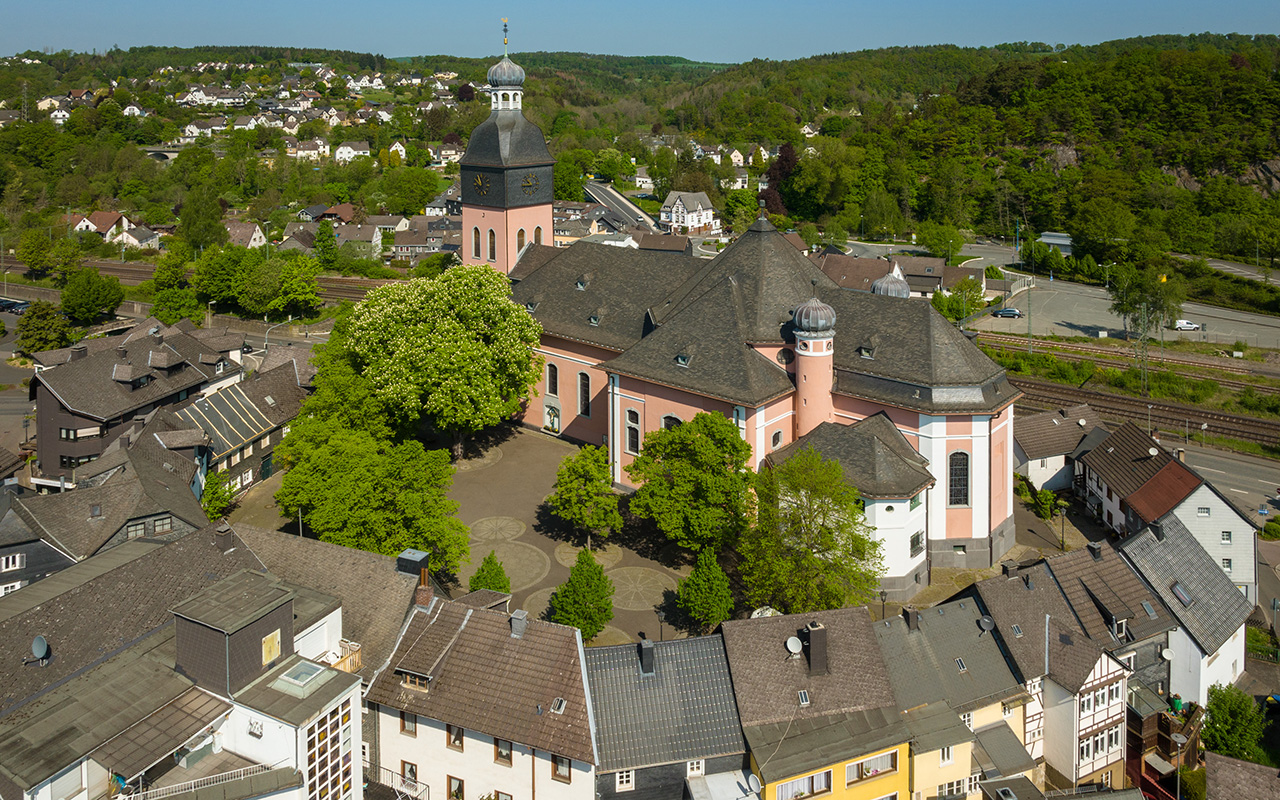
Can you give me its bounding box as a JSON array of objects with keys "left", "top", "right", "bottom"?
[
  {"left": 978, "top": 615, "right": 995, "bottom": 636},
  {"left": 24, "top": 635, "right": 50, "bottom": 667},
  {"left": 784, "top": 636, "right": 803, "bottom": 658},
  {"left": 502, "top": 18, "right": 509, "bottom": 55}
]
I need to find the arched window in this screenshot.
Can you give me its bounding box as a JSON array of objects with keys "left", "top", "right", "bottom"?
[
  {"left": 488, "top": 229, "right": 496, "bottom": 261},
  {"left": 578, "top": 373, "right": 591, "bottom": 417},
  {"left": 772, "top": 430, "right": 783, "bottom": 450},
  {"left": 948, "top": 451, "right": 970, "bottom": 507},
  {"left": 472, "top": 227, "right": 481, "bottom": 259},
  {"left": 502, "top": 92, "right": 510, "bottom": 104},
  {"left": 534, "top": 226, "right": 543, "bottom": 245},
  {"left": 517, "top": 229, "right": 526, "bottom": 250},
  {"left": 626, "top": 409, "right": 640, "bottom": 454},
  {"left": 662, "top": 415, "right": 682, "bottom": 430},
  {"left": 546, "top": 363, "right": 558, "bottom": 396}
]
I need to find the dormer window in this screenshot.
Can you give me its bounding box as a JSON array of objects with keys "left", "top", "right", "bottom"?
[
  {"left": 1113, "top": 619, "right": 1128, "bottom": 639},
  {"left": 858, "top": 346, "right": 874, "bottom": 359},
  {"left": 575, "top": 278, "right": 586, "bottom": 291},
  {"left": 526, "top": 302, "right": 539, "bottom": 313},
  {"left": 674, "top": 354, "right": 690, "bottom": 367},
  {"left": 588, "top": 315, "right": 600, "bottom": 327},
  {"left": 215, "top": 361, "right": 225, "bottom": 375}
]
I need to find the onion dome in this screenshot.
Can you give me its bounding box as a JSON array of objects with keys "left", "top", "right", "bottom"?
[
  {"left": 794, "top": 296, "right": 837, "bottom": 333},
  {"left": 487, "top": 55, "right": 526, "bottom": 88},
  {"left": 872, "top": 263, "right": 910, "bottom": 298}
]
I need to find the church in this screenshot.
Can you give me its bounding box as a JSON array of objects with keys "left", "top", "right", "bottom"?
[{"left": 459, "top": 47, "right": 1019, "bottom": 601}]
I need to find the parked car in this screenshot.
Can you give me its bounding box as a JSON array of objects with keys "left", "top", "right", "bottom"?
[
  {"left": 1173, "top": 319, "right": 1200, "bottom": 331},
  {"left": 0, "top": 300, "right": 17, "bottom": 312},
  {"left": 9, "top": 302, "right": 30, "bottom": 315},
  {"left": 991, "top": 307, "right": 1023, "bottom": 319}
]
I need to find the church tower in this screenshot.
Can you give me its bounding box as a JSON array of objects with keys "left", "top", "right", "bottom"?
[{"left": 459, "top": 22, "right": 555, "bottom": 276}]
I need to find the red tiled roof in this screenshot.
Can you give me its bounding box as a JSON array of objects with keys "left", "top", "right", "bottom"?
[{"left": 1126, "top": 460, "right": 1202, "bottom": 523}]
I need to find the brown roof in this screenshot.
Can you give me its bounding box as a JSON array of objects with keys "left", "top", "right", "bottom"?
[
  {"left": 720, "top": 607, "right": 894, "bottom": 727},
  {"left": 325, "top": 202, "right": 356, "bottom": 222},
  {"left": 1013, "top": 404, "right": 1107, "bottom": 461},
  {"left": 1045, "top": 542, "right": 1176, "bottom": 647},
  {"left": 1206, "top": 751, "right": 1280, "bottom": 799},
  {"left": 942, "top": 266, "right": 984, "bottom": 290},
  {"left": 366, "top": 600, "right": 596, "bottom": 763},
  {"left": 973, "top": 561, "right": 1082, "bottom": 683},
  {"left": 813, "top": 254, "right": 891, "bottom": 291},
  {"left": 1079, "top": 422, "right": 1178, "bottom": 498},
  {"left": 782, "top": 232, "right": 808, "bottom": 252},
  {"left": 892, "top": 255, "right": 946, "bottom": 275},
  {"left": 87, "top": 210, "right": 124, "bottom": 233},
  {"left": 1125, "top": 460, "right": 1201, "bottom": 524},
  {"left": 637, "top": 234, "right": 688, "bottom": 252},
  {"left": 223, "top": 221, "right": 262, "bottom": 248}
]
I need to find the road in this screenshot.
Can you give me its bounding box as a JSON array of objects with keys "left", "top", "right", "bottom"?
[
  {"left": 1175, "top": 253, "right": 1276, "bottom": 283},
  {"left": 584, "top": 182, "right": 659, "bottom": 233}
]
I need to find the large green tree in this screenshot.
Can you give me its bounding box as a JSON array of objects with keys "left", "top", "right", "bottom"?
[
  {"left": 625, "top": 412, "right": 754, "bottom": 553},
  {"left": 274, "top": 425, "right": 469, "bottom": 574},
  {"left": 677, "top": 548, "right": 734, "bottom": 631},
  {"left": 917, "top": 220, "right": 966, "bottom": 265},
  {"left": 546, "top": 445, "right": 622, "bottom": 550},
  {"left": 15, "top": 300, "right": 74, "bottom": 355},
  {"left": 313, "top": 220, "right": 337, "bottom": 271},
  {"left": 548, "top": 548, "right": 614, "bottom": 641},
  {"left": 346, "top": 265, "right": 543, "bottom": 459},
  {"left": 179, "top": 183, "right": 229, "bottom": 251},
  {"left": 1202, "top": 682, "right": 1266, "bottom": 762},
  {"left": 16, "top": 231, "right": 52, "bottom": 279},
  {"left": 60, "top": 267, "right": 123, "bottom": 324},
  {"left": 469, "top": 550, "right": 512, "bottom": 593},
  {"left": 740, "top": 446, "right": 883, "bottom": 613}
]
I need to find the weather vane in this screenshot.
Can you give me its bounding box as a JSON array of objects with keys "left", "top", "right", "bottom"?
[{"left": 502, "top": 18, "right": 509, "bottom": 55}]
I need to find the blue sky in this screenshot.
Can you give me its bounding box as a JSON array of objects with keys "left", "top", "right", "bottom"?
[{"left": 3, "top": 0, "right": 1278, "bottom": 64}]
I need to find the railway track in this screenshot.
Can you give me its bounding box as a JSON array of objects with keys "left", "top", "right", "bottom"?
[
  {"left": 1009, "top": 376, "right": 1280, "bottom": 445},
  {"left": 977, "top": 331, "right": 1264, "bottom": 377}
]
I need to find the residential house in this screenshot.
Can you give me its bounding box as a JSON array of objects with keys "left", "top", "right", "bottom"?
[
  {"left": 83, "top": 210, "right": 132, "bottom": 239},
  {"left": 633, "top": 166, "right": 653, "bottom": 192},
  {"left": 224, "top": 221, "right": 267, "bottom": 249},
  {"left": 1118, "top": 517, "right": 1253, "bottom": 707},
  {"left": 367, "top": 597, "right": 597, "bottom": 800},
  {"left": 0, "top": 491, "right": 75, "bottom": 595},
  {"left": 299, "top": 204, "right": 329, "bottom": 223},
  {"left": 584, "top": 636, "right": 750, "bottom": 800},
  {"left": 1077, "top": 422, "right": 1257, "bottom": 602},
  {"left": 49, "top": 108, "right": 70, "bottom": 125},
  {"left": 658, "top": 191, "right": 719, "bottom": 234},
  {"left": 30, "top": 328, "right": 242, "bottom": 482},
  {"left": 114, "top": 225, "right": 159, "bottom": 250},
  {"left": 720, "top": 608, "right": 911, "bottom": 800},
  {"left": 802, "top": 123, "right": 820, "bottom": 138},
  {"left": 334, "top": 223, "right": 383, "bottom": 257},
  {"left": 720, "top": 168, "right": 749, "bottom": 191},
  {"left": 875, "top": 600, "right": 1035, "bottom": 799},
  {"left": 813, "top": 254, "right": 896, "bottom": 292},
  {"left": 394, "top": 227, "right": 445, "bottom": 259},
  {"left": 1013, "top": 405, "right": 1107, "bottom": 491},
  {"left": 367, "top": 215, "right": 411, "bottom": 234},
  {"left": 1037, "top": 233, "right": 1073, "bottom": 257},
  {"left": 727, "top": 149, "right": 744, "bottom": 167},
  {"left": 390, "top": 141, "right": 407, "bottom": 161},
  {"left": 335, "top": 141, "right": 371, "bottom": 163},
  {"left": 323, "top": 203, "right": 358, "bottom": 223}
]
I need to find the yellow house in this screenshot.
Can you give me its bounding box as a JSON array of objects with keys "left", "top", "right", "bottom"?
[{"left": 746, "top": 715, "right": 909, "bottom": 800}]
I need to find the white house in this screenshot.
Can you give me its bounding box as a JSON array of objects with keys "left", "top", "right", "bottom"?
[
  {"left": 390, "top": 141, "right": 407, "bottom": 161},
  {"left": 1013, "top": 404, "right": 1106, "bottom": 491},
  {"left": 334, "top": 141, "right": 371, "bottom": 164},
  {"left": 658, "top": 191, "right": 719, "bottom": 234}
]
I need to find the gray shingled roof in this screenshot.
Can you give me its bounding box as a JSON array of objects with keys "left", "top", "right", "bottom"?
[
  {"left": 742, "top": 707, "right": 907, "bottom": 784},
  {"left": 1119, "top": 516, "right": 1253, "bottom": 655},
  {"left": 1045, "top": 542, "right": 1176, "bottom": 648},
  {"left": 460, "top": 107, "right": 554, "bottom": 168},
  {"left": 875, "top": 600, "right": 1024, "bottom": 713},
  {"left": 769, "top": 415, "right": 934, "bottom": 499},
  {"left": 1014, "top": 405, "right": 1106, "bottom": 461},
  {"left": 972, "top": 562, "right": 1085, "bottom": 685},
  {"left": 584, "top": 636, "right": 744, "bottom": 772},
  {"left": 1206, "top": 751, "right": 1280, "bottom": 800},
  {"left": 1079, "top": 422, "right": 1176, "bottom": 498}
]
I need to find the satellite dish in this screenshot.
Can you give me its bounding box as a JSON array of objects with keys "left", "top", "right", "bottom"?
[
  {"left": 785, "top": 636, "right": 803, "bottom": 655},
  {"left": 748, "top": 774, "right": 763, "bottom": 794},
  {"left": 1161, "top": 648, "right": 1175, "bottom": 661},
  {"left": 1148, "top": 447, "right": 1159, "bottom": 457},
  {"left": 1078, "top": 418, "right": 1087, "bottom": 427},
  {"left": 32, "top": 636, "right": 48, "bottom": 660},
  {"left": 979, "top": 616, "right": 996, "bottom": 632}
]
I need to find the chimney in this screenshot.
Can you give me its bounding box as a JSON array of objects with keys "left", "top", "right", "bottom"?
[
  {"left": 414, "top": 567, "right": 434, "bottom": 607},
  {"left": 1087, "top": 541, "right": 1103, "bottom": 561},
  {"left": 214, "top": 522, "right": 234, "bottom": 553},
  {"left": 510, "top": 609, "right": 528, "bottom": 639},
  {"left": 806, "top": 621, "right": 828, "bottom": 675},
  {"left": 115, "top": 344, "right": 127, "bottom": 358},
  {"left": 904, "top": 608, "right": 920, "bottom": 632},
  {"left": 1001, "top": 561, "right": 1017, "bottom": 578},
  {"left": 69, "top": 345, "right": 88, "bottom": 361},
  {"left": 638, "top": 639, "right": 655, "bottom": 676},
  {"left": 1177, "top": 448, "right": 1186, "bottom": 462}
]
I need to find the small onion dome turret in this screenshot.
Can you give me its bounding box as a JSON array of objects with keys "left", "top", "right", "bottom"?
[
  {"left": 793, "top": 296, "right": 837, "bottom": 333},
  {"left": 872, "top": 263, "right": 911, "bottom": 298},
  {"left": 488, "top": 55, "right": 526, "bottom": 88}
]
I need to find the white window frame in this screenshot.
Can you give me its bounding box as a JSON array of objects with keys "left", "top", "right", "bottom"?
[
  {"left": 1080, "top": 693, "right": 1093, "bottom": 714},
  {"left": 1, "top": 580, "right": 23, "bottom": 595},
  {"left": 686, "top": 760, "right": 704, "bottom": 778},
  {"left": 960, "top": 712, "right": 973, "bottom": 730},
  {"left": 0, "top": 553, "right": 25, "bottom": 572},
  {"left": 939, "top": 745, "right": 954, "bottom": 765},
  {"left": 1222, "top": 530, "right": 1232, "bottom": 543},
  {"left": 1197, "top": 506, "right": 1210, "bottom": 517},
  {"left": 1222, "top": 558, "right": 1232, "bottom": 573},
  {"left": 615, "top": 771, "right": 634, "bottom": 792}
]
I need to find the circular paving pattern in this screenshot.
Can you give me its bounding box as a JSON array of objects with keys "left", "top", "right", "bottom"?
[
  {"left": 554, "top": 543, "right": 624, "bottom": 570},
  {"left": 606, "top": 567, "right": 679, "bottom": 611},
  {"left": 454, "top": 446, "right": 504, "bottom": 472},
  {"left": 468, "top": 516, "right": 527, "bottom": 541},
  {"left": 461, "top": 541, "right": 550, "bottom": 593},
  {"left": 589, "top": 626, "right": 633, "bottom": 646},
  {"left": 523, "top": 587, "right": 555, "bottom": 620}
]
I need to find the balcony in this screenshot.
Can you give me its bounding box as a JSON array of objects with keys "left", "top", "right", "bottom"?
[
  {"left": 122, "top": 754, "right": 299, "bottom": 800},
  {"left": 327, "top": 639, "right": 362, "bottom": 674}
]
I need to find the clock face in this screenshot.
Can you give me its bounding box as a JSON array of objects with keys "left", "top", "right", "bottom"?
[
  {"left": 473, "top": 174, "right": 491, "bottom": 196},
  {"left": 521, "top": 172, "right": 540, "bottom": 196}
]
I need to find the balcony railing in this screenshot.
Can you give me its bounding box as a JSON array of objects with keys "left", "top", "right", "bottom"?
[
  {"left": 330, "top": 639, "right": 362, "bottom": 674},
  {"left": 366, "top": 765, "right": 429, "bottom": 800},
  {"left": 126, "top": 763, "right": 282, "bottom": 800}
]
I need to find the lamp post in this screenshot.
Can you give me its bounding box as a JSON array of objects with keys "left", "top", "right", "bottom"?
[
  {"left": 656, "top": 609, "right": 665, "bottom": 643},
  {"left": 1172, "top": 732, "right": 1188, "bottom": 798},
  {"left": 263, "top": 316, "right": 293, "bottom": 353},
  {"left": 879, "top": 589, "right": 887, "bottom": 620},
  {"left": 1147, "top": 404, "right": 1153, "bottom": 437}
]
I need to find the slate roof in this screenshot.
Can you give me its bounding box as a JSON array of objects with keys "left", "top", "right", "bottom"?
[
  {"left": 638, "top": 234, "right": 688, "bottom": 253},
  {"left": 584, "top": 635, "right": 745, "bottom": 772},
  {"left": 874, "top": 600, "right": 1024, "bottom": 713},
  {"left": 742, "top": 707, "right": 906, "bottom": 784},
  {"left": 32, "top": 331, "right": 238, "bottom": 421},
  {"left": 0, "top": 527, "right": 262, "bottom": 720},
  {"left": 366, "top": 599, "right": 596, "bottom": 764},
  {"left": 460, "top": 106, "right": 555, "bottom": 168},
  {"left": 813, "top": 254, "right": 891, "bottom": 292},
  {"left": 1119, "top": 516, "right": 1253, "bottom": 655},
  {"left": 1013, "top": 405, "right": 1106, "bottom": 461},
  {"left": 171, "top": 569, "right": 294, "bottom": 633},
  {"left": 1045, "top": 542, "right": 1176, "bottom": 649},
  {"left": 233, "top": 524, "right": 418, "bottom": 681},
  {"left": 509, "top": 243, "right": 562, "bottom": 281},
  {"left": 1079, "top": 423, "right": 1179, "bottom": 498},
  {"left": 768, "top": 415, "right": 934, "bottom": 499},
  {"left": 972, "top": 562, "right": 1083, "bottom": 684},
  {"left": 223, "top": 221, "right": 262, "bottom": 247},
  {"left": 720, "top": 607, "right": 894, "bottom": 727},
  {"left": 661, "top": 191, "right": 714, "bottom": 212},
  {"left": 1205, "top": 751, "right": 1280, "bottom": 800}
]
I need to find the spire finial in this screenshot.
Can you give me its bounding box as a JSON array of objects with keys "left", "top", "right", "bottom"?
[{"left": 502, "top": 18, "right": 509, "bottom": 55}]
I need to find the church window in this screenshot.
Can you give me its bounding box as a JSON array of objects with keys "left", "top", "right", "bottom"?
[
  {"left": 472, "top": 227, "right": 481, "bottom": 259},
  {"left": 518, "top": 228, "right": 526, "bottom": 249},
  {"left": 662, "top": 415, "right": 682, "bottom": 430},
  {"left": 626, "top": 410, "right": 640, "bottom": 454},
  {"left": 547, "top": 364, "right": 558, "bottom": 396},
  {"left": 488, "top": 229, "right": 496, "bottom": 261},
  {"left": 534, "top": 226, "right": 543, "bottom": 245},
  {"left": 772, "top": 431, "right": 783, "bottom": 450},
  {"left": 948, "top": 451, "right": 970, "bottom": 507},
  {"left": 578, "top": 373, "right": 591, "bottom": 418}
]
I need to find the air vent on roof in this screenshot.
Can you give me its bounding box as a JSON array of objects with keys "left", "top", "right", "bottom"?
[
  {"left": 264, "top": 395, "right": 276, "bottom": 407},
  {"left": 1141, "top": 601, "right": 1157, "bottom": 619},
  {"left": 797, "top": 690, "right": 810, "bottom": 707},
  {"left": 955, "top": 657, "right": 967, "bottom": 673},
  {"left": 550, "top": 696, "right": 567, "bottom": 714},
  {"left": 163, "top": 462, "right": 175, "bottom": 473},
  {"left": 588, "top": 315, "right": 600, "bottom": 327}
]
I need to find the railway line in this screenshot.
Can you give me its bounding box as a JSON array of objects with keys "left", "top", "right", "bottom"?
[{"left": 976, "top": 331, "right": 1267, "bottom": 377}]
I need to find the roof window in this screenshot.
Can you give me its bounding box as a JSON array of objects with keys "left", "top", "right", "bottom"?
[
  {"left": 526, "top": 302, "right": 539, "bottom": 313},
  {"left": 675, "top": 354, "right": 690, "bottom": 367},
  {"left": 1171, "top": 582, "right": 1193, "bottom": 608},
  {"left": 575, "top": 278, "right": 587, "bottom": 291},
  {"left": 797, "top": 690, "right": 810, "bottom": 707},
  {"left": 1141, "top": 601, "right": 1157, "bottom": 619},
  {"left": 1011, "top": 624, "right": 1024, "bottom": 638},
  {"left": 955, "top": 657, "right": 967, "bottom": 673},
  {"left": 588, "top": 315, "right": 600, "bottom": 327}
]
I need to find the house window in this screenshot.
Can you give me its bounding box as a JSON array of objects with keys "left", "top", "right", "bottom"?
[
  {"left": 1003, "top": 702, "right": 1014, "bottom": 718},
  {"left": 495, "top": 738, "right": 512, "bottom": 765},
  {"left": 1079, "top": 738, "right": 1092, "bottom": 761},
  {"left": 547, "top": 363, "right": 558, "bottom": 396},
  {"left": 1197, "top": 507, "right": 1210, "bottom": 517},
  {"left": 473, "top": 227, "right": 481, "bottom": 258},
  {"left": 578, "top": 373, "right": 590, "bottom": 417},
  {"left": 447, "top": 724, "right": 464, "bottom": 751},
  {"left": 616, "top": 771, "right": 634, "bottom": 792},
  {"left": 961, "top": 712, "right": 973, "bottom": 730},
  {"left": 1109, "top": 683, "right": 1122, "bottom": 704},
  {"left": 686, "top": 760, "right": 705, "bottom": 777},
  {"left": 948, "top": 451, "right": 969, "bottom": 506},
  {"left": 488, "top": 229, "right": 496, "bottom": 261},
  {"left": 626, "top": 409, "right": 640, "bottom": 454},
  {"left": 50, "top": 764, "right": 84, "bottom": 800},
  {"left": 772, "top": 430, "right": 783, "bottom": 450},
  {"left": 846, "top": 751, "right": 897, "bottom": 784},
  {"left": 938, "top": 779, "right": 966, "bottom": 799},
  {"left": 126, "top": 521, "right": 146, "bottom": 538},
  {"left": 154, "top": 516, "right": 172, "bottom": 534},
  {"left": 1222, "top": 531, "right": 1232, "bottom": 543},
  {"left": 910, "top": 531, "right": 924, "bottom": 557},
  {"left": 518, "top": 229, "right": 526, "bottom": 250},
  {"left": 776, "top": 770, "right": 830, "bottom": 800},
  {"left": 400, "top": 671, "right": 428, "bottom": 689},
  {"left": 1222, "top": 558, "right": 1232, "bottom": 573},
  {"left": 496, "top": 794, "right": 512, "bottom": 800},
  {"left": 262, "top": 629, "right": 281, "bottom": 665},
  {"left": 59, "top": 428, "right": 77, "bottom": 441},
  {"left": 1080, "top": 693, "right": 1093, "bottom": 714},
  {"left": 1, "top": 581, "right": 22, "bottom": 595},
  {"left": 1171, "top": 581, "right": 1194, "bottom": 607},
  {"left": 1039, "top": 458, "right": 1048, "bottom": 468},
  {"left": 0, "top": 554, "right": 25, "bottom": 572},
  {"left": 552, "top": 755, "right": 572, "bottom": 783},
  {"left": 448, "top": 776, "right": 464, "bottom": 800},
  {"left": 535, "top": 226, "right": 543, "bottom": 245},
  {"left": 401, "top": 762, "right": 418, "bottom": 784},
  {"left": 1119, "top": 652, "right": 1136, "bottom": 670},
  {"left": 400, "top": 710, "right": 416, "bottom": 735},
  {"left": 215, "top": 361, "right": 225, "bottom": 375},
  {"left": 939, "top": 746, "right": 954, "bottom": 765},
  {"left": 662, "top": 415, "right": 682, "bottom": 430}
]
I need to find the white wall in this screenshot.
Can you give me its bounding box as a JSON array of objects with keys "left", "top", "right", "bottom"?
[
  {"left": 1172, "top": 486, "right": 1256, "bottom": 603},
  {"left": 221, "top": 704, "right": 299, "bottom": 768},
  {"left": 294, "top": 608, "right": 343, "bottom": 662},
  {"left": 377, "top": 709, "right": 593, "bottom": 800},
  {"left": 1170, "top": 624, "right": 1245, "bottom": 707},
  {"left": 865, "top": 497, "right": 927, "bottom": 579},
  {"left": 1040, "top": 678, "right": 1077, "bottom": 784},
  {"left": 1021, "top": 453, "right": 1072, "bottom": 492}
]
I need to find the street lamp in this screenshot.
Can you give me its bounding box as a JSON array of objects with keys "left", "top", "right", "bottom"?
[
  {"left": 879, "top": 590, "right": 887, "bottom": 620},
  {"left": 1172, "top": 732, "right": 1188, "bottom": 798},
  {"left": 1147, "top": 404, "right": 1153, "bottom": 436},
  {"left": 263, "top": 315, "right": 293, "bottom": 353},
  {"left": 656, "top": 609, "right": 665, "bottom": 643}
]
